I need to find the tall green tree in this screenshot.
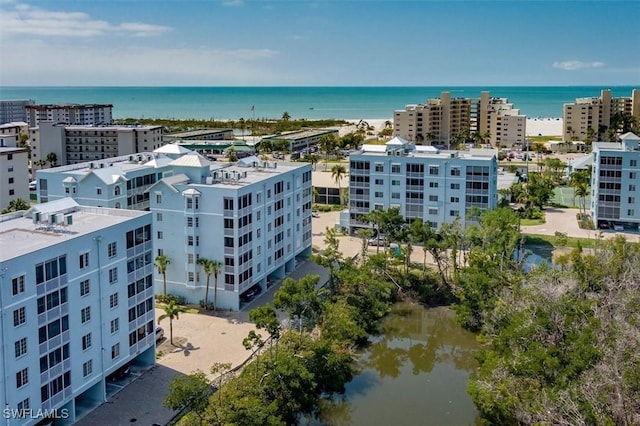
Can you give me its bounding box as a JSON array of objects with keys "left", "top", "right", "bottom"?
[
  {"left": 249, "top": 304, "right": 282, "bottom": 359},
  {"left": 154, "top": 255, "right": 171, "bottom": 296},
  {"left": 318, "top": 133, "right": 337, "bottom": 170},
  {"left": 274, "top": 275, "right": 323, "bottom": 334},
  {"left": 197, "top": 258, "right": 221, "bottom": 310},
  {"left": 45, "top": 152, "right": 57, "bottom": 167},
  {"left": 158, "top": 300, "right": 188, "bottom": 345}
]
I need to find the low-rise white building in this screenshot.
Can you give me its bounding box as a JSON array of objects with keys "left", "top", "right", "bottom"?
[
  {"left": 150, "top": 155, "right": 313, "bottom": 310},
  {"left": 0, "top": 199, "right": 154, "bottom": 425}
]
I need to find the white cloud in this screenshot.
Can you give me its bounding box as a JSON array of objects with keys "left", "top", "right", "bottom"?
[
  {"left": 0, "top": 38, "right": 286, "bottom": 85},
  {"left": 0, "top": 2, "right": 170, "bottom": 38},
  {"left": 552, "top": 60, "right": 605, "bottom": 71},
  {"left": 222, "top": 0, "right": 244, "bottom": 6}
]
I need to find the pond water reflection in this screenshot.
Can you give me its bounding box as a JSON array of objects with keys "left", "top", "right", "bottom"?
[{"left": 307, "top": 302, "right": 481, "bottom": 426}]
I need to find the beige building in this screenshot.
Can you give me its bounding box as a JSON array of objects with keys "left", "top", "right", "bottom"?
[
  {"left": 394, "top": 92, "right": 471, "bottom": 145},
  {"left": 477, "top": 92, "right": 526, "bottom": 148},
  {"left": 563, "top": 89, "right": 640, "bottom": 141},
  {"left": 394, "top": 91, "right": 525, "bottom": 147},
  {"left": 29, "top": 122, "right": 163, "bottom": 167},
  {"left": 25, "top": 103, "right": 113, "bottom": 127},
  {"left": 0, "top": 147, "right": 30, "bottom": 210}
]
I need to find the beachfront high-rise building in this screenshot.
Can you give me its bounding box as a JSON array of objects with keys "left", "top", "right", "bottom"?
[
  {"left": 25, "top": 104, "right": 113, "bottom": 127},
  {"left": 394, "top": 92, "right": 472, "bottom": 146},
  {"left": 394, "top": 91, "right": 526, "bottom": 148},
  {"left": 563, "top": 89, "right": 640, "bottom": 142},
  {"left": 590, "top": 132, "right": 640, "bottom": 231},
  {"left": 476, "top": 92, "right": 527, "bottom": 148},
  {"left": 0, "top": 100, "right": 35, "bottom": 125},
  {"left": 0, "top": 146, "right": 30, "bottom": 210},
  {"left": 347, "top": 137, "right": 498, "bottom": 233},
  {"left": 149, "top": 155, "right": 313, "bottom": 310},
  {"left": 0, "top": 199, "right": 154, "bottom": 425},
  {"left": 29, "top": 122, "right": 163, "bottom": 167}
]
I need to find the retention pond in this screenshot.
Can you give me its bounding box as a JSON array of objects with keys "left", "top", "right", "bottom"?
[{"left": 308, "top": 302, "right": 480, "bottom": 425}]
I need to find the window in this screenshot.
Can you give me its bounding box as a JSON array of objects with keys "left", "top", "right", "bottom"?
[
  {"left": 96, "top": 188, "right": 102, "bottom": 195},
  {"left": 83, "top": 360, "right": 93, "bottom": 377},
  {"left": 187, "top": 236, "right": 194, "bottom": 246},
  {"left": 15, "top": 337, "right": 27, "bottom": 358},
  {"left": 188, "top": 272, "right": 194, "bottom": 282},
  {"left": 391, "top": 164, "right": 401, "bottom": 173},
  {"left": 17, "top": 399, "right": 29, "bottom": 414},
  {"left": 374, "top": 191, "right": 383, "bottom": 198},
  {"left": 157, "top": 231, "right": 163, "bottom": 239},
  {"left": 429, "top": 195, "right": 438, "bottom": 202},
  {"left": 629, "top": 197, "right": 636, "bottom": 204},
  {"left": 156, "top": 213, "right": 163, "bottom": 221},
  {"left": 630, "top": 185, "right": 636, "bottom": 192},
  {"left": 111, "top": 343, "right": 120, "bottom": 359},
  {"left": 13, "top": 307, "right": 26, "bottom": 327},
  {"left": 451, "top": 183, "right": 460, "bottom": 190},
  {"left": 375, "top": 178, "right": 384, "bottom": 185},
  {"left": 109, "top": 267, "right": 118, "bottom": 284},
  {"left": 628, "top": 209, "right": 635, "bottom": 216},
  {"left": 450, "top": 168, "right": 461, "bottom": 176},
  {"left": 81, "top": 306, "right": 91, "bottom": 323},
  {"left": 82, "top": 333, "right": 92, "bottom": 350},
  {"left": 80, "top": 279, "right": 90, "bottom": 296},
  {"left": 110, "top": 318, "right": 119, "bottom": 334},
  {"left": 429, "top": 182, "right": 439, "bottom": 188},
  {"left": 391, "top": 192, "right": 401, "bottom": 199},
  {"left": 374, "top": 163, "right": 384, "bottom": 172},
  {"left": 108, "top": 242, "right": 117, "bottom": 258},
  {"left": 429, "top": 166, "right": 439, "bottom": 175},
  {"left": 391, "top": 179, "right": 400, "bottom": 186},
  {"left": 450, "top": 196, "right": 460, "bottom": 203},
  {"left": 109, "top": 293, "right": 119, "bottom": 309},
  {"left": 16, "top": 368, "right": 28, "bottom": 389},
  {"left": 428, "top": 208, "right": 438, "bottom": 215},
  {"left": 79, "top": 252, "right": 89, "bottom": 269},
  {"left": 12, "top": 275, "right": 25, "bottom": 296},
  {"left": 630, "top": 172, "right": 637, "bottom": 179},
  {"left": 8, "top": 177, "right": 14, "bottom": 184},
  {"left": 631, "top": 159, "right": 637, "bottom": 167},
  {"left": 188, "top": 253, "right": 194, "bottom": 264},
  {"left": 450, "top": 210, "right": 460, "bottom": 217},
  {"left": 155, "top": 193, "right": 162, "bottom": 203}
]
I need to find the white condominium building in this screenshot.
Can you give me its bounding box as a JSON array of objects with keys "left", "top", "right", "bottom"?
[
  {"left": 0, "top": 147, "right": 30, "bottom": 210},
  {"left": 347, "top": 137, "right": 498, "bottom": 232},
  {"left": 591, "top": 132, "right": 640, "bottom": 231},
  {"left": 150, "top": 154, "right": 313, "bottom": 310},
  {"left": 563, "top": 89, "right": 640, "bottom": 141},
  {"left": 25, "top": 104, "right": 113, "bottom": 127},
  {"left": 36, "top": 151, "right": 174, "bottom": 209},
  {"left": 29, "top": 122, "right": 163, "bottom": 167},
  {"left": 0, "top": 100, "right": 34, "bottom": 125},
  {"left": 0, "top": 199, "right": 154, "bottom": 425}
]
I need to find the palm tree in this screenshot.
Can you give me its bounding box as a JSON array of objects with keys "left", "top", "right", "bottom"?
[
  {"left": 45, "top": 152, "right": 57, "bottom": 167},
  {"left": 158, "top": 300, "right": 188, "bottom": 346},
  {"left": 197, "top": 258, "right": 221, "bottom": 310},
  {"left": 154, "top": 255, "right": 171, "bottom": 296},
  {"left": 319, "top": 134, "right": 336, "bottom": 170},
  {"left": 281, "top": 111, "right": 291, "bottom": 122},
  {"left": 1, "top": 198, "right": 30, "bottom": 214},
  {"left": 331, "top": 164, "right": 347, "bottom": 206}
]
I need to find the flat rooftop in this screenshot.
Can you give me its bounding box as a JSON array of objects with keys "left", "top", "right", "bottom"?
[
  {"left": 39, "top": 152, "right": 164, "bottom": 175},
  {"left": 262, "top": 128, "right": 338, "bottom": 141},
  {"left": 165, "top": 129, "right": 233, "bottom": 138},
  {"left": 0, "top": 203, "right": 149, "bottom": 262},
  {"left": 198, "top": 160, "right": 310, "bottom": 189}
]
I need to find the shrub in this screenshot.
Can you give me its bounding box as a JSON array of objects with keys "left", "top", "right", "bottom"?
[{"left": 156, "top": 294, "right": 187, "bottom": 305}]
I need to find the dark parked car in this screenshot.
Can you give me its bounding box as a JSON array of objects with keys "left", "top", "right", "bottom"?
[
  {"left": 109, "top": 364, "right": 131, "bottom": 382},
  {"left": 240, "top": 286, "right": 261, "bottom": 303}
]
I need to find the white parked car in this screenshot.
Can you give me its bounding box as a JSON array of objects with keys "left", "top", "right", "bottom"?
[{"left": 29, "top": 181, "right": 37, "bottom": 190}]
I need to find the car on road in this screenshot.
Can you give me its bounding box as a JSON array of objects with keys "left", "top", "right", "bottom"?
[
  {"left": 240, "top": 285, "right": 262, "bottom": 303},
  {"left": 311, "top": 211, "right": 320, "bottom": 218},
  {"left": 155, "top": 326, "right": 164, "bottom": 342}
]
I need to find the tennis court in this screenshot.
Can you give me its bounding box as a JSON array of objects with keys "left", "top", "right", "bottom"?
[{"left": 553, "top": 186, "right": 590, "bottom": 208}]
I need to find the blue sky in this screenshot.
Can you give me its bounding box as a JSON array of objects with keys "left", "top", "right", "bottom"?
[{"left": 1, "top": 0, "right": 638, "bottom": 86}]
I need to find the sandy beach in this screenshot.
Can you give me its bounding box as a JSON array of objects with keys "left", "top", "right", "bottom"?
[{"left": 342, "top": 117, "right": 563, "bottom": 138}]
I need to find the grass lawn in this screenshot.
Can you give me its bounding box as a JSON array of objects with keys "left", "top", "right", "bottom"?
[{"left": 520, "top": 216, "right": 546, "bottom": 226}]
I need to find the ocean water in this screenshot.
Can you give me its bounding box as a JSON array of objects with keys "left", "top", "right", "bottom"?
[{"left": 0, "top": 86, "right": 636, "bottom": 121}]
